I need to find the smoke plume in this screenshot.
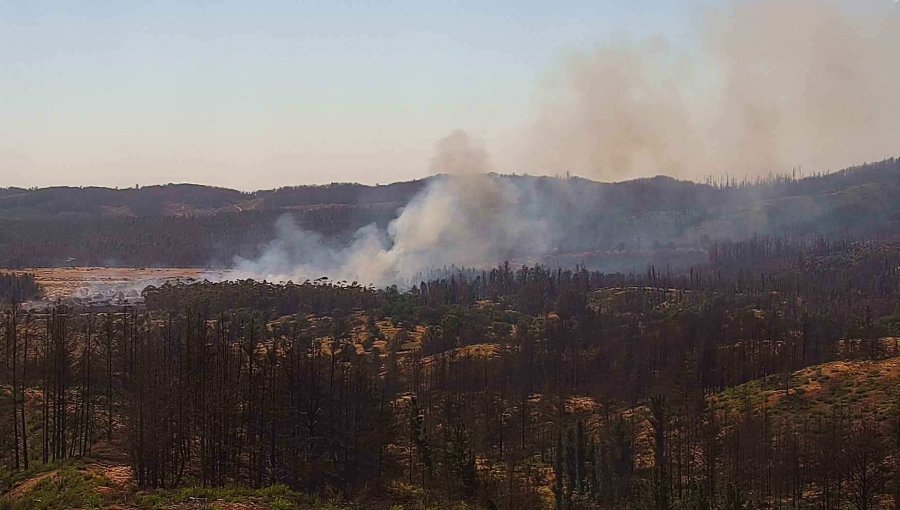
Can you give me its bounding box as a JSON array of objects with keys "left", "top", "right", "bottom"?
[
  {"left": 524, "top": 0, "right": 900, "bottom": 180},
  {"left": 235, "top": 131, "right": 558, "bottom": 286}
]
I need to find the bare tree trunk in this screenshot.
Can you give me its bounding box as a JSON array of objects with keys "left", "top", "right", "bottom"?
[
  {"left": 106, "top": 314, "right": 113, "bottom": 441},
  {"left": 42, "top": 316, "right": 49, "bottom": 464},
  {"left": 21, "top": 313, "right": 30, "bottom": 470},
  {"left": 10, "top": 306, "right": 20, "bottom": 470}
]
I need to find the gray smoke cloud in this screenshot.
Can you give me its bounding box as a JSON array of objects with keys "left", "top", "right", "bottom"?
[
  {"left": 523, "top": 0, "right": 900, "bottom": 181},
  {"left": 430, "top": 129, "right": 491, "bottom": 175}
]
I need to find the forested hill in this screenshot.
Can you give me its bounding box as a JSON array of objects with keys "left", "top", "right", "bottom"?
[
  {"left": 2, "top": 158, "right": 898, "bottom": 220},
  {"left": 0, "top": 157, "right": 898, "bottom": 268},
  {"left": 0, "top": 179, "right": 429, "bottom": 219}
]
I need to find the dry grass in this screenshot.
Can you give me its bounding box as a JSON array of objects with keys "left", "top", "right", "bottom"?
[
  {"left": 6, "top": 267, "right": 235, "bottom": 301},
  {"left": 711, "top": 356, "right": 900, "bottom": 424}
]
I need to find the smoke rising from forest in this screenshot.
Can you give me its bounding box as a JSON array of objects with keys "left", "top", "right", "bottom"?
[
  {"left": 235, "top": 130, "right": 561, "bottom": 286},
  {"left": 236, "top": 0, "right": 900, "bottom": 286},
  {"left": 523, "top": 0, "right": 900, "bottom": 181}
]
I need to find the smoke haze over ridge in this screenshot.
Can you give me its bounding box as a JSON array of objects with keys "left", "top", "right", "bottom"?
[{"left": 236, "top": 0, "right": 900, "bottom": 286}]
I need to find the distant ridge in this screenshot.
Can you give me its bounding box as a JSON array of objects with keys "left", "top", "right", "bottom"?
[
  {"left": 0, "top": 158, "right": 898, "bottom": 268},
  {"left": 1, "top": 159, "right": 897, "bottom": 219}
]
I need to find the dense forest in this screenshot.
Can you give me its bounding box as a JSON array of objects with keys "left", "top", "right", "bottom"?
[
  {"left": 1, "top": 158, "right": 899, "bottom": 269},
  {"left": 4, "top": 236, "right": 900, "bottom": 508}
]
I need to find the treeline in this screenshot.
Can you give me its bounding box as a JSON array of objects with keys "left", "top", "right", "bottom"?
[
  {"left": 0, "top": 272, "right": 40, "bottom": 303},
  {"left": 143, "top": 279, "right": 378, "bottom": 317},
  {"left": 5, "top": 238, "right": 900, "bottom": 507}
]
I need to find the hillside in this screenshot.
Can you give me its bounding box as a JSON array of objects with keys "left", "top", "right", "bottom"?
[
  {"left": 2, "top": 160, "right": 898, "bottom": 223},
  {"left": 4, "top": 237, "right": 900, "bottom": 508},
  {"left": 7, "top": 356, "right": 900, "bottom": 510},
  {"left": 0, "top": 180, "right": 428, "bottom": 219}
]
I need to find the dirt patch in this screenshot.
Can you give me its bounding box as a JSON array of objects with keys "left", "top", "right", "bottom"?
[
  {"left": 212, "top": 503, "right": 268, "bottom": 510},
  {"left": 96, "top": 465, "right": 134, "bottom": 488},
  {"left": 5, "top": 469, "right": 58, "bottom": 501}
]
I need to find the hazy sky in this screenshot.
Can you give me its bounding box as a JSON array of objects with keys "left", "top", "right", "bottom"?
[
  {"left": 0, "top": 1, "right": 697, "bottom": 190},
  {"left": 3, "top": 1, "right": 898, "bottom": 190}
]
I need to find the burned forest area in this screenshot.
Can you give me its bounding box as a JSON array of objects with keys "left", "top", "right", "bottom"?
[{"left": 3, "top": 160, "right": 900, "bottom": 509}]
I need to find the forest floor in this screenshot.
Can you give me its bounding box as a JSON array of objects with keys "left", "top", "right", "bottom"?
[
  {"left": 1, "top": 436, "right": 449, "bottom": 510},
  {"left": 2, "top": 464, "right": 448, "bottom": 510},
  {"left": 2, "top": 460, "right": 357, "bottom": 510}
]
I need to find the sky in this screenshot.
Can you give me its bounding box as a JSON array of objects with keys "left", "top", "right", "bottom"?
[{"left": 0, "top": 1, "right": 697, "bottom": 190}]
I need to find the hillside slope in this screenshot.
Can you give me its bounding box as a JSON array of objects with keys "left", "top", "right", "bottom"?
[{"left": 712, "top": 351, "right": 900, "bottom": 424}]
